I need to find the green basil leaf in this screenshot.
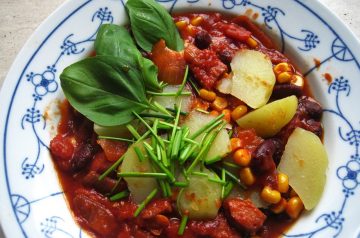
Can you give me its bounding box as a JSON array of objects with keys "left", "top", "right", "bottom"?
[
  {"left": 125, "top": 0, "right": 184, "bottom": 52},
  {"left": 60, "top": 56, "right": 150, "bottom": 126},
  {"left": 95, "top": 24, "right": 162, "bottom": 92},
  {"left": 95, "top": 24, "right": 139, "bottom": 61}
]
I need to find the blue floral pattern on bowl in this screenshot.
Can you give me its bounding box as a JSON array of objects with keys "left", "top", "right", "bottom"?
[{"left": 1, "top": 0, "right": 359, "bottom": 237}]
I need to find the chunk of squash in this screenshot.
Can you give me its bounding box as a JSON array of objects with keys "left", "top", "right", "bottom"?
[
  {"left": 177, "top": 168, "right": 222, "bottom": 219},
  {"left": 236, "top": 96, "right": 298, "bottom": 138},
  {"left": 119, "top": 141, "right": 158, "bottom": 204},
  {"left": 230, "top": 49, "right": 276, "bottom": 109},
  {"left": 277, "top": 127, "right": 328, "bottom": 210}
]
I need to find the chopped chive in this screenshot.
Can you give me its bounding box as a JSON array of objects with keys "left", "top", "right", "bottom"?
[
  {"left": 152, "top": 119, "right": 159, "bottom": 149},
  {"left": 205, "top": 155, "right": 222, "bottom": 165},
  {"left": 98, "top": 154, "right": 125, "bottom": 181},
  {"left": 143, "top": 142, "right": 176, "bottom": 182},
  {"left": 134, "top": 188, "right": 158, "bottom": 217},
  {"left": 133, "top": 111, "right": 165, "bottom": 148},
  {"left": 183, "top": 138, "right": 199, "bottom": 146},
  {"left": 137, "top": 130, "right": 151, "bottom": 142},
  {"left": 161, "top": 145, "right": 169, "bottom": 167},
  {"left": 159, "top": 180, "right": 168, "bottom": 197},
  {"left": 147, "top": 91, "right": 191, "bottom": 96},
  {"left": 228, "top": 129, "right": 234, "bottom": 138},
  {"left": 176, "top": 65, "right": 189, "bottom": 98},
  {"left": 178, "top": 215, "right": 188, "bottom": 235},
  {"left": 174, "top": 181, "right": 189, "bottom": 187},
  {"left": 139, "top": 113, "right": 174, "bottom": 120},
  {"left": 158, "top": 121, "right": 181, "bottom": 130},
  {"left": 118, "top": 172, "right": 167, "bottom": 178},
  {"left": 166, "top": 107, "right": 188, "bottom": 116},
  {"left": 196, "top": 108, "right": 209, "bottom": 114},
  {"left": 223, "top": 181, "right": 235, "bottom": 198},
  {"left": 208, "top": 177, "right": 226, "bottom": 185},
  {"left": 98, "top": 136, "right": 135, "bottom": 143},
  {"left": 191, "top": 171, "right": 208, "bottom": 177},
  {"left": 179, "top": 143, "right": 198, "bottom": 165},
  {"left": 171, "top": 129, "right": 183, "bottom": 160},
  {"left": 165, "top": 181, "right": 172, "bottom": 196},
  {"left": 221, "top": 168, "right": 226, "bottom": 199},
  {"left": 152, "top": 101, "right": 172, "bottom": 116},
  {"left": 110, "top": 190, "right": 130, "bottom": 201},
  {"left": 168, "top": 101, "right": 182, "bottom": 158},
  {"left": 186, "top": 123, "right": 224, "bottom": 174},
  {"left": 222, "top": 161, "right": 240, "bottom": 169},
  {"left": 222, "top": 168, "right": 246, "bottom": 189},
  {"left": 188, "top": 76, "right": 200, "bottom": 95},
  {"left": 134, "top": 146, "right": 145, "bottom": 162},
  {"left": 126, "top": 124, "right": 141, "bottom": 140},
  {"left": 189, "top": 114, "right": 224, "bottom": 140}
]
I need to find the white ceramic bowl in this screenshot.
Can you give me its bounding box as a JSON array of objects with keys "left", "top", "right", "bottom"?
[{"left": 1, "top": 0, "right": 360, "bottom": 237}]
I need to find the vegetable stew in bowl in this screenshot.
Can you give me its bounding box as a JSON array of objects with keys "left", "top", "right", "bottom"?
[{"left": 49, "top": 0, "right": 328, "bottom": 237}]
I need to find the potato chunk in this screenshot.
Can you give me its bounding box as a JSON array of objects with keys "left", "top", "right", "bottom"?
[
  {"left": 277, "top": 127, "right": 328, "bottom": 210},
  {"left": 230, "top": 49, "right": 276, "bottom": 109},
  {"left": 120, "top": 141, "right": 158, "bottom": 204},
  {"left": 236, "top": 96, "right": 298, "bottom": 138}
]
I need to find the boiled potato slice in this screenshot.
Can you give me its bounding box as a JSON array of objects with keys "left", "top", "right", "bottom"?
[
  {"left": 182, "top": 111, "right": 231, "bottom": 159},
  {"left": 119, "top": 141, "right": 158, "bottom": 204},
  {"left": 153, "top": 85, "right": 192, "bottom": 112},
  {"left": 177, "top": 168, "right": 222, "bottom": 219},
  {"left": 230, "top": 49, "right": 276, "bottom": 109},
  {"left": 206, "top": 129, "right": 231, "bottom": 163},
  {"left": 236, "top": 96, "right": 298, "bottom": 138},
  {"left": 278, "top": 127, "right": 328, "bottom": 210}
]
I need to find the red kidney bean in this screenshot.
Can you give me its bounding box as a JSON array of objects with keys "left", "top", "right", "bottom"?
[
  {"left": 298, "top": 96, "right": 323, "bottom": 120},
  {"left": 251, "top": 139, "right": 278, "bottom": 174},
  {"left": 271, "top": 84, "right": 303, "bottom": 99},
  {"left": 195, "top": 30, "right": 212, "bottom": 49}
]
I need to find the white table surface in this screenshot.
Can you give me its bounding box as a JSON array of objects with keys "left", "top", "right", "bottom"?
[{"left": 0, "top": 0, "right": 359, "bottom": 237}]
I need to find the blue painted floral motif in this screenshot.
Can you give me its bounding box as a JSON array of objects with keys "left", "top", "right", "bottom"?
[
  {"left": 337, "top": 160, "right": 360, "bottom": 190},
  {"left": 20, "top": 7, "right": 113, "bottom": 180},
  {"left": 41, "top": 216, "right": 74, "bottom": 238}
]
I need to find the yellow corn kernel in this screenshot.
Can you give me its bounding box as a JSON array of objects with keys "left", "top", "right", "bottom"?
[
  {"left": 212, "top": 96, "right": 228, "bottom": 111},
  {"left": 175, "top": 20, "right": 188, "bottom": 30},
  {"left": 199, "top": 89, "right": 216, "bottom": 102},
  {"left": 286, "top": 196, "right": 304, "bottom": 219},
  {"left": 230, "top": 138, "right": 242, "bottom": 152},
  {"left": 186, "top": 25, "right": 197, "bottom": 37},
  {"left": 277, "top": 71, "right": 293, "bottom": 84},
  {"left": 209, "top": 110, "right": 220, "bottom": 117},
  {"left": 278, "top": 172, "right": 289, "bottom": 193},
  {"left": 271, "top": 198, "right": 287, "bottom": 214},
  {"left": 273, "top": 62, "right": 292, "bottom": 75},
  {"left": 233, "top": 149, "right": 251, "bottom": 167},
  {"left": 190, "top": 16, "right": 203, "bottom": 26},
  {"left": 260, "top": 186, "right": 281, "bottom": 204},
  {"left": 289, "top": 188, "right": 298, "bottom": 197},
  {"left": 246, "top": 37, "right": 258, "bottom": 48},
  {"left": 239, "top": 167, "right": 256, "bottom": 186},
  {"left": 222, "top": 109, "right": 231, "bottom": 123},
  {"left": 291, "top": 74, "right": 304, "bottom": 88},
  {"left": 231, "top": 105, "right": 248, "bottom": 121}
]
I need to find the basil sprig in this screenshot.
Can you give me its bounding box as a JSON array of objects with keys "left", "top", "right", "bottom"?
[
  {"left": 125, "top": 0, "right": 184, "bottom": 52},
  {"left": 60, "top": 56, "right": 151, "bottom": 126},
  {"left": 95, "top": 24, "right": 162, "bottom": 92}
]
